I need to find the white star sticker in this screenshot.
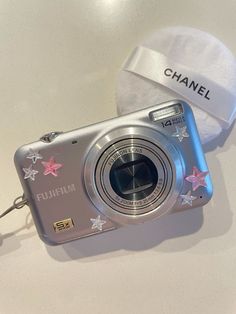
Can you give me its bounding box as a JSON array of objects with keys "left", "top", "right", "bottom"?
[
  {"left": 172, "top": 126, "right": 189, "bottom": 142},
  {"left": 180, "top": 190, "right": 197, "bottom": 206},
  {"left": 90, "top": 215, "right": 106, "bottom": 231},
  {"left": 26, "top": 149, "right": 43, "bottom": 164},
  {"left": 23, "top": 165, "right": 39, "bottom": 181}
]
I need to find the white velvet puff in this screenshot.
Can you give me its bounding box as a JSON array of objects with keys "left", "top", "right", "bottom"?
[{"left": 116, "top": 27, "right": 236, "bottom": 144}]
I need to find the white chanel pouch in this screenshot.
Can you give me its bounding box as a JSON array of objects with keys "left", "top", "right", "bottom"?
[{"left": 116, "top": 26, "right": 236, "bottom": 144}]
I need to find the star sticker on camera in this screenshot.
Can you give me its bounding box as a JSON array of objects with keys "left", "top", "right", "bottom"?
[
  {"left": 23, "top": 165, "right": 39, "bottom": 181},
  {"left": 26, "top": 149, "right": 43, "bottom": 164},
  {"left": 42, "top": 157, "right": 63, "bottom": 177},
  {"left": 180, "top": 190, "right": 197, "bottom": 206},
  {"left": 185, "top": 166, "right": 209, "bottom": 191},
  {"left": 172, "top": 126, "right": 189, "bottom": 142},
  {"left": 90, "top": 215, "right": 106, "bottom": 231}
]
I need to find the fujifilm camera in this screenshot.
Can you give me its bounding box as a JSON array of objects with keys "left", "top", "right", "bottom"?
[{"left": 14, "top": 100, "right": 213, "bottom": 245}]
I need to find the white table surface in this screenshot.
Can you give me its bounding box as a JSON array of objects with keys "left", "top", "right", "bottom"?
[{"left": 0, "top": 1, "right": 236, "bottom": 313}]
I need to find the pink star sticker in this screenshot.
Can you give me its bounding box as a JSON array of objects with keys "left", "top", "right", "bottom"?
[
  {"left": 42, "top": 157, "right": 63, "bottom": 177},
  {"left": 185, "top": 166, "right": 209, "bottom": 191}
]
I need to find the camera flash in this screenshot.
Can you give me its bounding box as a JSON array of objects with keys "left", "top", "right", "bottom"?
[{"left": 149, "top": 104, "right": 183, "bottom": 121}]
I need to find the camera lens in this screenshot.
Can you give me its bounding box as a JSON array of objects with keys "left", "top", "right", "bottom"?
[
  {"left": 85, "top": 126, "right": 183, "bottom": 223},
  {"left": 109, "top": 153, "right": 158, "bottom": 201},
  {"left": 92, "top": 138, "right": 173, "bottom": 215}
]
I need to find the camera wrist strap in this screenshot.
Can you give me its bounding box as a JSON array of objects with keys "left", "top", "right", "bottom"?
[{"left": 0, "top": 195, "right": 28, "bottom": 219}]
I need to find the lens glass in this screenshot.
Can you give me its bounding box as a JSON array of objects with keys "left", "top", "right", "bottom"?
[{"left": 110, "top": 153, "right": 158, "bottom": 201}]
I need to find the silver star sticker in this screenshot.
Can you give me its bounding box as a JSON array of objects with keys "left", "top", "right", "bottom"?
[
  {"left": 23, "top": 165, "right": 39, "bottom": 181},
  {"left": 180, "top": 190, "right": 197, "bottom": 206},
  {"left": 172, "top": 126, "right": 189, "bottom": 142},
  {"left": 26, "top": 149, "right": 43, "bottom": 164},
  {"left": 90, "top": 215, "right": 106, "bottom": 231}
]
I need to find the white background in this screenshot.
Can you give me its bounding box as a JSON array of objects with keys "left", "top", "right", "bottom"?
[{"left": 0, "top": 1, "right": 236, "bottom": 313}]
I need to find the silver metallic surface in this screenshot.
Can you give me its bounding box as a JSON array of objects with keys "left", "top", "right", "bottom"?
[
  {"left": 40, "top": 131, "right": 63, "bottom": 143},
  {"left": 14, "top": 100, "right": 212, "bottom": 244}
]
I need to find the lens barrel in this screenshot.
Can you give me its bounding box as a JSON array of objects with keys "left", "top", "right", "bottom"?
[
  {"left": 84, "top": 126, "right": 183, "bottom": 224},
  {"left": 94, "top": 138, "right": 173, "bottom": 215}
]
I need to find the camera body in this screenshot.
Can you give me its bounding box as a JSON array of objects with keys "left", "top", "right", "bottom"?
[{"left": 14, "top": 100, "right": 212, "bottom": 245}]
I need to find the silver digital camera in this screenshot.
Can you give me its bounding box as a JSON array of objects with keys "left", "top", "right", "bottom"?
[{"left": 14, "top": 100, "right": 212, "bottom": 245}]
